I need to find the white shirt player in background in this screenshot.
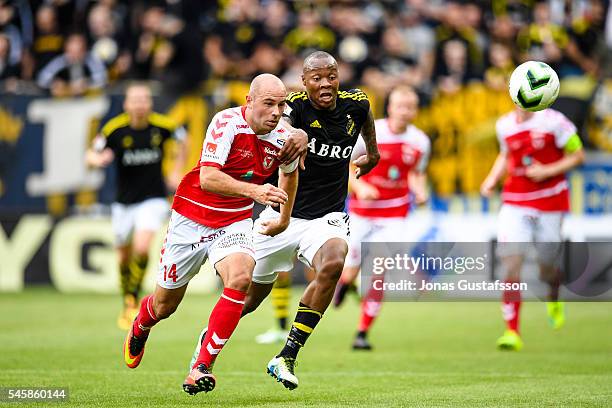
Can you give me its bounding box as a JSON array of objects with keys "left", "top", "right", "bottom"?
[
  {"left": 333, "top": 86, "right": 431, "bottom": 350},
  {"left": 122, "top": 74, "right": 307, "bottom": 396},
  {"left": 481, "top": 107, "right": 585, "bottom": 351}
]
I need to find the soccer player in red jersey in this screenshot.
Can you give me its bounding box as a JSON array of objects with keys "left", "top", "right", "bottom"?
[
  {"left": 481, "top": 106, "right": 584, "bottom": 350},
  {"left": 122, "top": 74, "right": 307, "bottom": 395},
  {"left": 333, "top": 86, "right": 431, "bottom": 350}
]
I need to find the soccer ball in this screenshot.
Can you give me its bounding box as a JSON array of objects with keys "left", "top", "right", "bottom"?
[{"left": 509, "top": 61, "right": 560, "bottom": 112}]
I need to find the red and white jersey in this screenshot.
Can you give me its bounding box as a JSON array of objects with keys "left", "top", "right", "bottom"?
[
  {"left": 172, "top": 106, "right": 298, "bottom": 228},
  {"left": 349, "top": 119, "right": 430, "bottom": 218},
  {"left": 496, "top": 108, "right": 577, "bottom": 212}
]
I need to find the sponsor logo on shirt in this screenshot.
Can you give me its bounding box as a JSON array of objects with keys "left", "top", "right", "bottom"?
[
  {"left": 236, "top": 148, "right": 253, "bottom": 158},
  {"left": 264, "top": 146, "right": 278, "bottom": 156},
  {"left": 310, "top": 119, "right": 322, "bottom": 128},
  {"left": 206, "top": 143, "right": 217, "bottom": 154},
  {"left": 240, "top": 170, "right": 254, "bottom": 180},
  {"left": 122, "top": 148, "right": 162, "bottom": 166},
  {"left": 307, "top": 137, "right": 354, "bottom": 159}
]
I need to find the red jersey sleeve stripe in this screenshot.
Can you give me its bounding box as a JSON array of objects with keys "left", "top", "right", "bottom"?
[{"left": 199, "top": 161, "right": 222, "bottom": 168}]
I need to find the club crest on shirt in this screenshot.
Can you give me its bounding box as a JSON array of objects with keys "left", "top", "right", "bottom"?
[
  {"left": 401, "top": 144, "right": 416, "bottom": 164},
  {"left": 530, "top": 131, "right": 546, "bottom": 149},
  {"left": 122, "top": 135, "right": 133, "bottom": 148},
  {"left": 263, "top": 156, "right": 274, "bottom": 169},
  {"left": 151, "top": 131, "right": 162, "bottom": 147},
  {"left": 346, "top": 114, "right": 356, "bottom": 137}
]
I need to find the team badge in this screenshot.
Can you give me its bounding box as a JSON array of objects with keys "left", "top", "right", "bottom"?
[
  {"left": 530, "top": 131, "right": 546, "bottom": 149},
  {"left": 151, "top": 131, "right": 162, "bottom": 147},
  {"left": 122, "top": 135, "right": 133, "bottom": 148},
  {"left": 263, "top": 156, "right": 274, "bottom": 169},
  {"left": 346, "top": 114, "right": 356, "bottom": 137}
]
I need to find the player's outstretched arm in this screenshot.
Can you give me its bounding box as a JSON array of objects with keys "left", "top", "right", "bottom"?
[
  {"left": 353, "top": 109, "right": 380, "bottom": 179},
  {"left": 199, "top": 166, "right": 288, "bottom": 207},
  {"left": 259, "top": 169, "right": 298, "bottom": 237},
  {"left": 480, "top": 153, "right": 508, "bottom": 197}
]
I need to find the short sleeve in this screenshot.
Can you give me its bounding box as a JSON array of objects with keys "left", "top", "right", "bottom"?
[
  {"left": 495, "top": 119, "right": 508, "bottom": 153},
  {"left": 350, "top": 135, "right": 367, "bottom": 160},
  {"left": 285, "top": 92, "right": 304, "bottom": 126},
  {"left": 200, "top": 114, "right": 236, "bottom": 167},
  {"left": 551, "top": 111, "right": 578, "bottom": 149},
  {"left": 279, "top": 157, "right": 299, "bottom": 173},
  {"left": 92, "top": 134, "right": 108, "bottom": 152},
  {"left": 415, "top": 135, "right": 431, "bottom": 173},
  {"left": 173, "top": 126, "right": 187, "bottom": 142}
]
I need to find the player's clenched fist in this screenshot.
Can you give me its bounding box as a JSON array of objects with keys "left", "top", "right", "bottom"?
[
  {"left": 278, "top": 128, "right": 308, "bottom": 170},
  {"left": 250, "top": 183, "right": 288, "bottom": 207},
  {"left": 258, "top": 218, "right": 289, "bottom": 237},
  {"left": 353, "top": 154, "right": 380, "bottom": 179}
]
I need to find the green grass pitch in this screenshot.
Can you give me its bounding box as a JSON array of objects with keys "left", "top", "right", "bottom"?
[{"left": 1, "top": 287, "right": 611, "bottom": 407}]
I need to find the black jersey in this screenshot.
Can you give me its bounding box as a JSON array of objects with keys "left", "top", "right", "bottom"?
[
  {"left": 99, "top": 112, "right": 182, "bottom": 204},
  {"left": 274, "top": 89, "right": 370, "bottom": 219}
]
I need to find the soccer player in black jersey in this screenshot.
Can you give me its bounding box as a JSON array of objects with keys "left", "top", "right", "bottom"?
[
  {"left": 86, "top": 83, "right": 187, "bottom": 330},
  {"left": 245, "top": 51, "right": 379, "bottom": 389}
]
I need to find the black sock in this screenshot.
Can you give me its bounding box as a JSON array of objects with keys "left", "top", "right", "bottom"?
[
  {"left": 357, "top": 330, "right": 367, "bottom": 339},
  {"left": 279, "top": 317, "right": 287, "bottom": 331},
  {"left": 278, "top": 302, "right": 322, "bottom": 359},
  {"left": 128, "top": 254, "right": 149, "bottom": 298}
]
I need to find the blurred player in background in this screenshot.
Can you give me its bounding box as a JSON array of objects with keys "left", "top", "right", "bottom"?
[
  {"left": 122, "top": 74, "right": 306, "bottom": 396},
  {"left": 481, "top": 106, "right": 585, "bottom": 351},
  {"left": 333, "top": 86, "right": 430, "bottom": 350},
  {"left": 86, "top": 83, "right": 186, "bottom": 330},
  {"left": 236, "top": 51, "right": 379, "bottom": 390}
]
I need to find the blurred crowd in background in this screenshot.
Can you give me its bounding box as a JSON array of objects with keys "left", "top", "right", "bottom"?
[
  {"left": 0, "top": 0, "right": 609, "bottom": 94},
  {"left": 0, "top": 0, "right": 611, "bottom": 200}
]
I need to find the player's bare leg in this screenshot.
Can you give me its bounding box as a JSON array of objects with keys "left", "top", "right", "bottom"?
[
  {"left": 124, "top": 284, "right": 187, "bottom": 368},
  {"left": 539, "top": 262, "right": 565, "bottom": 329},
  {"left": 185, "top": 253, "right": 254, "bottom": 395},
  {"left": 497, "top": 253, "right": 524, "bottom": 351},
  {"left": 268, "top": 238, "right": 347, "bottom": 390}
]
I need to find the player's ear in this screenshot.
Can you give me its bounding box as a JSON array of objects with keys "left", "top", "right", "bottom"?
[
  {"left": 246, "top": 94, "right": 253, "bottom": 108},
  {"left": 301, "top": 74, "right": 306, "bottom": 87}
]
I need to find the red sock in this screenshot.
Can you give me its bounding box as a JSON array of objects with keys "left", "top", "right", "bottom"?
[
  {"left": 133, "top": 295, "right": 159, "bottom": 338},
  {"left": 501, "top": 280, "right": 522, "bottom": 333},
  {"left": 358, "top": 277, "right": 384, "bottom": 333},
  {"left": 194, "top": 287, "right": 246, "bottom": 369}
]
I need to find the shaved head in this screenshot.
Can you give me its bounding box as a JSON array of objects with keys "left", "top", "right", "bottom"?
[
  {"left": 245, "top": 73, "right": 287, "bottom": 134},
  {"left": 249, "top": 73, "right": 286, "bottom": 98},
  {"left": 303, "top": 51, "right": 337, "bottom": 73}
]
